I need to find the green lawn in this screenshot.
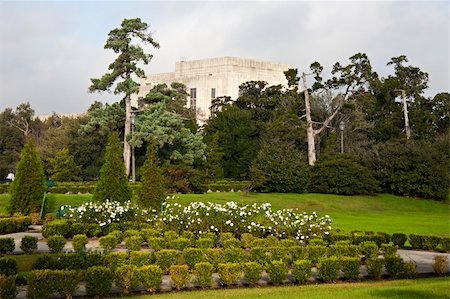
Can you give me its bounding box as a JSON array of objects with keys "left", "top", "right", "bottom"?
[
  {"left": 1, "top": 192, "right": 448, "bottom": 236},
  {"left": 121, "top": 278, "right": 450, "bottom": 299}
]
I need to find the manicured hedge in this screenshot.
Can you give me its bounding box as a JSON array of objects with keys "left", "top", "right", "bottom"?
[{"left": 0, "top": 217, "right": 31, "bottom": 234}]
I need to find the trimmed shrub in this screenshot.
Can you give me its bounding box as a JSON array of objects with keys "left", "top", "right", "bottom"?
[
  {"left": 99, "top": 234, "right": 118, "bottom": 253},
  {"left": 219, "top": 232, "right": 234, "bottom": 242},
  {"left": 317, "top": 257, "right": 341, "bottom": 282},
  {"left": 433, "top": 255, "right": 449, "bottom": 275},
  {"left": 164, "top": 231, "right": 179, "bottom": 243},
  {"left": 196, "top": 238, "right": 214, "bottom": 249},
  {"left": 309, "top": 155, "right": 379, "bottom": 195},
  {"left": 222, "top": 238, "right": 241, "bottom": 249},
  {"left": 268, "top": 246, "right": 289, "bottom": 264},
  {"left": 125, "top": 236, "right": 143, "bottom": 251},
  {"left": 52, "top": 270, "right": 81, "bottom": 299},
  {"left": 341, "top": 257, "right": 360, "bottom": 281},
  {"left": 106, "top": 252, "right": 128, "bottom": 270},
  {"left": 170, "top": 238, "right": 191, "bottom": 251},
  {"left": 26, "top": 270, "right": 54, "bottom": 299},
  {"left": 242, "top": 262, "right": 262, "bottom": 285},
  {"left": 392, "top": 233, "right": 407, "bottom": 247},
  {"left": 291, "top": 260, "right": 312, "bottom": 284},
  {"left": 115, "top": 265, "right": 139, "bottom": 294},
  {"left": 439, "top": 237, "right": 450, "bottom": 252},
  {"left": 408, "top": 234, "right": 424, "bottom": 250},
  {"left": 183, "top": 248, "right": 204, "bottom": 269},
  {"left": 71, "top": 234, "right": 88, "bottom": 253},
  {"left": 309, "top": 238, "right": 326, "bottom": 246},
  {"left": 0, "top": 238, "right": 15, "bottom": 255},
  {"left": 384, "top": 255, "right": 405, "bottom": 278},
  {"left": 108, "top": 230, "right": 124, "bottom": 243},
  {"left": 47, "top": 235, "right": 66, "bottom": 253},
  {"left": 130, "top": 251, "right": 156, "bottom": 267},
  {"left": 307, "top": 245, "right": 327, "bottom": 265},
  {"left": 250, "top": 238, "right": 267, "bottom": 248},
  {"left": 156, "top": 249, "right": 179, "bottom": 273},
  {"left": 140, "top": 228, "right": 160, "bottom": 241},
  {"left": 329, "top": 244, "right": 360, "bottom": 258},
  {"left": 422, "top": 236, "right": 441, "bottom": 251},
  {"left": 249, "top": 247, "right": 270, "bottom": 266},
  {"left": 181, "top": 231, "right": 195, "bottom": 243},
  {"left": 193, "top": 262, "right": 213, "bottom": 288},
  {"left": 240, "top": 233, "right": 255, "bottom": 248},
  {"left": 41, "top": 220, "right": 70, "bottom": 238},
  {"left": 403, "top": 261, "right": 417, "bottom": 279},
  {"left": 290, "top": 246, "right": 307, "bottom": 261},
  {"left": 147, "top": 237, "right": 165, "bottom": 250},
  {"left": 85, "top": 266, "right": 114, "bottom": 298},
  {"left": 0, "top": 217, "right": 32, "bottom": 234},
  {"left": 170, "top": 265, "right": 190, "bottom": 290},
  {"left": 122, "top": 229, "right": 141, "bottom": 239},
  {"left": 361, "top": 241, "right": 378, "bottom": 259},
  {"left": 0, "top": 258, "right": 18, "bottom": 276},
  {"left": 223, "top": 248, "right": 245, "bottom": 263},
  {"left": 281, "top": 239, "right": 298, "bottom": 248},
  {"left": 218, "top": 263, "right": 242, "bottom": 286},
  {"left": 139, "top": 265, "right": 162, "bottom": 293},
  {"left": 365, "top": 258, "right": 383, "bottom": 278},
  {"left": 204, "top": 248, "right": 223, "bottom": 271},
  {"left": 0, "top": 274, "right": 17, "bottom": 299},
  {"left": 381, "top": 244, "right": 398, "bottom": 257},
  {"left": 267, "top": 260, "right": 287, "bottom": 285}
]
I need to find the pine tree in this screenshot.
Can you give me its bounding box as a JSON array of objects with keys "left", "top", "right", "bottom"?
[
  {"left": 138, "top": 141, "right": 165, "bottom": 210},
  {"left": 205, "top": 133, "right": 224, "bottom": 180},
  {"left": 9, "top": 139, "right": 46, "bottom": 215},
  {"left": 48, "top": 148, "right": 81, "bottom": 182},
  {"left": 93, "top": 131, "right": 132, "bottom": 203}
]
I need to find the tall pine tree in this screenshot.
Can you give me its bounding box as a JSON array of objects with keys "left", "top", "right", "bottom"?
[
  {"left": 93, "top": 131, "right": 132, "bottom": 203},
  {"left": 9, "top": 139, "right": 46, "bottom": 215},
  {"left": 138, "top": 141, "right": 165, "bottom": 210}
]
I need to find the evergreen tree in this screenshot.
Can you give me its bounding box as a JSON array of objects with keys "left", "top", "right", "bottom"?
[
  {"left": 138, "top": 141, "right": 165, "bottom": 210},
  {"left": 48, "top": 148, "right": 81, "bottom": 182},
  {"left": 93, "top": 131, "right": 132, "bottom": 203},
  {"left": 9, "top": 139, "right": 46, "bottom": 215},
  {"left": 204, "top": 133, "right": 224, "bottom": 180}
]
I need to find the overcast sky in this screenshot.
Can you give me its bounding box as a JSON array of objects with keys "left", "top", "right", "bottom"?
[{"left": 0, "top": 1, "right": 448, "bottom": 115}]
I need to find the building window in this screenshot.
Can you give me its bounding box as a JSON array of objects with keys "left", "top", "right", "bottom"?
[
  {"left": 211, "top": 88, "right": 216, "bottom": 99},
  {"left": 190, "top": 88, "right": 197, "bottom": 113}
]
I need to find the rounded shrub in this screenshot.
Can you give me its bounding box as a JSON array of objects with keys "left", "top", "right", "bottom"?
[
  {"left": 106, "top": 252, "right": 128, "bottom": 270},
  {"left": 130, "top": 251, "right": 156, "bottom": 267},
  {"left": 196, "top": 238, "right": 214, "bottom": 249},
  {"left": 139, "top": 265, "right": 162, "bottom": 293},
  {"left": 341, "top": 257, "right": 360, "bottom": 281},
  {"left": 182, "top": 248, "right": 205, "bottom": 269},
  {"left": 85, "top": 266, "right": 114, "bottom": 298},
  {"left": 218, "top": 263, "right": 241, "bottom": 286},
  {"left": 291, "top": 260, "right": 312, "bottom": 284},
  {"left": 170, "top": 264, "right": 191, "bottom": 290},
  {"left": 125, "top": 235, "right": 143, "bottom": 251},
  {"left": 193, "top": 262, "right": 214, "bottom": 288},
  {"left": 0, "top": 258, "right": 18, "bottom": 276},
  {"left": 392, "top": 233, "right": 407, "bottom": 247},
  {"left": 267, "top": 260, "right": 287, "bottom": 285},
  {"left": 0, "top": 238, "right": 15, "bottom": 255},
  {"left": 115, "top": 265, "right": 140, "bottom": 295},
  {"left": 0, "top": 274, "right": 18, "bottom": 299},
  {"left": 309, "top": 154, "right": 379, "bottom": 195},
  {"left": 99, "top": 234, "right": 118, "bottom": 253},
  {"left": 242, "top": 262, "right": 262, "bottom": 285},
  {"left": 156, "top": 250, "right": 180, "bottom": 273},
  {"left": 52, "top": 269, "right": 81, "bottom": 299},
  {"left": 317, "top": 257, "right": 341, "bottom": 282},
  {"left": 47, "top": 235, "right": 66, "bottom": 253},
  {"left": 365, "top": 258, "right": 383, "bottom": 279},
  {"left": 20, "top": 236, "right": 38, "bottom": 254},
  {"left": 71, "top": 234, "right": 88, "bottom": 253},
  {"left": 433, "top": 255, "right": 449, "bottom": 276}
]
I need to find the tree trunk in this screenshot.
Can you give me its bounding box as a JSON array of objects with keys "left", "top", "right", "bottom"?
[
  {"left": 124, "top": 95, "right": 132, "bottom": 177},
  {"left": 401, "top": 90, "right": 412, "bottom": 140},
  {"left": 301, "top": 73, "right": 317, "bottom": 166}
]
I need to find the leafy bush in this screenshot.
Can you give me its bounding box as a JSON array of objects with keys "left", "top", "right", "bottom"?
[
  {"left": 281, "top": 239, "right": 298, "bottom": 248},
  {"left": 223, "top": 248, "right": 245, "bottom": 264},
  {"left": 147, "top": 237, "right": 165, "bottom": 250},
  {"left": 242, "top": 262, "right": 262, "bottom": 285},
  {"left": 26, "top": 270, "right": 54, "bottom": 299},
  {"left": 99, "top": 234, "right": 118, "bottom": 253},
  {"left": 328, "top": 244, "right": 360, "bottom": 258},
  {"left": 125, "top": 235, "right": 143, "bottom": 251},
  {"left": 139, "top": 265, "right": 162, "bottom": 293},
  {"left": 240, "top": 233, "right": 255, "bottom": 248},
  {"left": 140, "top": 228, "right": 160, "bottom": 241},
  {"left": 384, "top": 255, "right": 406, "bottom": 278},
  {"left": 267, "top": 260, "right": 287, "bottom": 285},
  {"left": 19, "top": 236, "right": 37, "bottom": 254},
  {"left": 222, "top": 238, "right": 241, "bottom": 249},
  {"left": 381, "top": 244, "right": 398, "bottom": 257},
  {"left": 392, "top": 233, "right": 407, "bottom": 247},
  {"left": 182, "top": 248, "right": 204, "bottom": 269},
  {"left": 308, "top": 238, "right": 326, "bottom": 246},
  {"left": 365, "top": 258, "right": 383, "bottom": 279},
  {"left": 164, "top": 231, "right": 179, "bottom": 243},
  {"left": 317, "top": 257, "right": 341, "bottom": 282},
  {"left": 433, "top": 255, "right": 449, "bottom": 275},
  {"left": 341, "top": 257, "right": 360, "bottom": 280},
  {"left": 130, "top": 251, "right": 156, "bottom": 267},
  {"left": 307, "top": 245, "right": 327, "bottom": 265},
  {"left": 52, "top": 270, "right": 81, "bottom": 299},
  {"left": 218, "top": 263, "right": 242, "bottom": 286},
  {"left": 290, "top": 246, "right": 307, "bottom": 262},
  {"left": 115, "top": 265, "right": 139, "bottom": 294},
  {"left": 408, "top": 234, "right": 423, "bottom": 249},
  {"left": 47, "top": 235, "right": 66, "bottom": 253},
  {"left": 268, "top": 246, "right": 289, "bottom": 264},
  {"left": 422, "top": 236, "right": 441, "bottom": 251},
  {"left": 196, "top": 238, "right": 214, "bottom": 249},
  {"left": 71, "top": 234, "right": 88, "bottom": 253},
  {"left": 41, "top": 220, "right": 70, "bottom": 238},
  {"left": 0, "top": 238, "right": 15, "bottom": 255},
  {"left": 156, "top": 249, "right": 179, "bottom": 273},
  {"left": 170, "top": 265, "right": 191, "bottom": 290},
  {"left": 170, "top": 238, "right": 191, "bottom": 251},
  {"left": 0, "top": 258, "right": 17, "bottom": 276},
  {"left": 106, "top": 252, "right": 128, "bottom": 270},
  {"left": 361, "top": 241, "right": 378, "bottom": 259},
  {"left": 249, "top": 247, "right": 270, "bottom": 266},
  {"left": 85, "top": 266, "right": 114, "bottom": 298},
  {"left": 0, "top": 274, "right": 17, "bottom": 299},
  {"left": 309, "top": 155, "right": 379, "bottom": 195},
  {"left": 204, "top": 248, "right": 222, "bottom": 271},
  {"left": 193, "top": 262, "right": 213, "bottom": 288},
  {"left": 0, "top": 217, "right": 32, "bottom": 234},
  {"left": 291, "top": 260, "right": 312, "bottom": 284},
  {"left": 439, "top": 237, "right": 450, "bottom": 252},
  {"left": 207, "top": 180, "right": 250, "bottom": 192}
]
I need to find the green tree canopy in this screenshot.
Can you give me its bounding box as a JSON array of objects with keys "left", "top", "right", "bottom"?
[
  {"left": 48, "top": 148, "right": 81, "bottom": 182},
  {"left": 138, "top": 141, "right": 165, "bottom": 210}
]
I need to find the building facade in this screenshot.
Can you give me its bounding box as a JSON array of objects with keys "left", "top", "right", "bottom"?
[{"left": 133, "top": 57, "right": 292, "bottom": 122}]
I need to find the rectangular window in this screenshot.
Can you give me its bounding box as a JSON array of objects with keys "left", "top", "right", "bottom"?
[
  {"left": 190, "top": 88, "right": 197, "bottom": 113},
  {"left": 211, "top": 88, "right": 216, "bottom": 99}
]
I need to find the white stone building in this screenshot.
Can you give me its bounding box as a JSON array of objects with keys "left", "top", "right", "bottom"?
[{"left": 133, "top": 57, "right": 292, "bottom": 122}]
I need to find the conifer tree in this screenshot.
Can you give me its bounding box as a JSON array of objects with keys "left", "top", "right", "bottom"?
[
  {"left": 138, "top": 141, "right": 165, "bottom": 210},
  {"left": 93, "top": 131, "right": 132, "bottom": 203},
  {"left": 9, "top": 139, "right": 46, "bottom": 215},
  {"left": 48, "top": 148, "right": 81, "bottom": 182},
  {"left": 205, "top": 133, "right": 224, "bottom": 180}
]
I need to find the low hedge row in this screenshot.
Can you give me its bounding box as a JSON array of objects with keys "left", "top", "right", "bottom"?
[
  {"left": 207, "top": 180, "right": 250, "bottom": 192},
  {"left": 0, "top": 216, "right": 31, "bottom": 234}
]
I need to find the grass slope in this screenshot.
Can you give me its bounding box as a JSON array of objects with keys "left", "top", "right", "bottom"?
[{"left": 121, "top": 278, "right": 450, "bottom": 299}]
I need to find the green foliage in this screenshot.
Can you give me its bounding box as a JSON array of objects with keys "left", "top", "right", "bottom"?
[
  {"left": 48, "top": 148, "right": 81, "bottom": 182},
  {"left": 422, "top": 235, "right": 441, "bottom": 251},
  {"left": 0, "top": 258, "right": 17, "bottom": 276},
  {"left": 392, "top": 233, "right": 407, "bottom": 247},
  {"left": 365, "top": 258, "right": 384, "bottom": 278},
  {"left": 139, "top": 265, "right": 162, "bottom": 293},
  {"left": 130, "top": 251, "right": 156, "bottom": 267},
  {"left": 99, "top": 234, "right": 119, "bottom": 253},
  {"left": 71, "top": 234, "right": 88, "bottom": 253},
  {"left": 52, "top": 270, "right": 81, "bottom": 299},
  {"left": 170, "top": 237, "right": 191, "bottom": 251},
  {"left": 156, "top": 249, "right": 179, "bottom": 273},
  {"left": 26, "top": 270, "right": 53, "bottom": 299},
  {"left": 115, "top": 264, "right": 140, "bottom": 294},
  {"left": 0, "top": 274, "right": 17, "bottom": 299},
  {"left": 309, "top": 155, "right": 379, "bottom": 195},
  {"left": 85, "top": 266, "right": 114, "bottom": 298},
  {"left": 408, "top": 234, "right": 424, "bottom": 249},
  {"left": 307, "top": 245, "right": 327, "bottom": 265},
  {"left": 242, "top": 262, "right": 262, "bottom": 285},
  {"left": 384, "top": 255, "right": 406, "bottom": 278},
  {"left": 20, "top": 236, "right": 37, "bottom": 254},
  {"left": 147, "top": 237, "right": 165, "bottom": 250},
  {"left": 41, "top": 220, "right": 70, "bottom": 238},
  {"left": 381, "top": 244, "right": 398, "bottom": 257},
  {"left": 204, "top": 248, "right": 222, "bottom": 271},
  {"left": 0, "top": 238, "right": 15, "bottom": 255},
  {"left": 47, "top": 235, "right": 66, "bottom": 253},
  {"left": 218, "top": 263, "right": 242, "bottom": 286},
  {"left": 164, "top": 165, "right": 207, "bottom": 194},
  {"left": 317, "top": 257, "right": 341, "bottom": 282},
  {"left": 376, "top": 140, "right": 448, "bottom": 200},
  {"left": 138, "top": 142, "right": 165, "bottom": 210},
  {"left": 251, "top": 139, "right": 309, "bottom": 193},
  {"left": 106, "top": 252, "right": 128, "bottom": 270},
  {"left": 223, "top": 248, "right": 246, "bottom": 264},
  {"left": 170, "top": 264, "right": 191, "bottom": 290},
  {"left": 361, "top": 241, "right": 379, "bottom": 259},
  {"left": 196, "top": 238, "right": 214, "bottom": 249},
  {"left": 205, "top": 133, "right": 224, "bottom": 180},
  {"left": 267, "top": 260, "right": 287, "bottom": 285},
  {"left": 403, "top": 261, "right": 418, "bottom": 279},
  {"left": 140, "top": 228, "right": 160, "bottom": 240},
  {"left": 222, "top": 238, "right": 241, "bottom": 249},
  {"left": 193, "top": 262, "right": 213, "bottom": 288},
  {"left": 341, "top": 257, "right": 360, "bottom": 280},
  {"left": 125, "top": 235, "right": 143, "bottom": 251},
  {"left": 9, "top": 139, "right": 46, "bottom": 215},
  {"left": 0, "top": 216, "right": 32, "bottom": 234},
  {"left": 249, "top": 247, "right": 270, "bottom": 266},
  {"left": 182, "top": 248, "right": 204, "bottom": 269},
  {"left": 291, "top": 260, "right": 312, "bottom": 284},
  {"left": 433, "top": 256, "right": 449, "bottom": 276},
  {"left": 93, "top": 131, "right": 132, "bottom": 203}
]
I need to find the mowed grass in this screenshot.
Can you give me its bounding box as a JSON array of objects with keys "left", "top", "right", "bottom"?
[
  {"left": 1, "top": 192, "right": 448, "bottom": 236},
  {"left": 121, "top": 278, "right": 450, "bottom": 299}
]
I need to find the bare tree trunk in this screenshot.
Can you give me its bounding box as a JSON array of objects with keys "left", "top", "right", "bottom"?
[
  {"left": 301, "top": 72, "right": 317, "bottom": 166},
  {"left": 401, "top": 90, "right": 411, "bottom": 140},
  {"left": 124, "top": 95, "right": 132, "bottom": 177}
]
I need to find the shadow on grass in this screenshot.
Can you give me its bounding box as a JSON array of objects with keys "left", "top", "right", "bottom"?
[{"left": 370, "top": 289, "right": 448, "bottom": 299}]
